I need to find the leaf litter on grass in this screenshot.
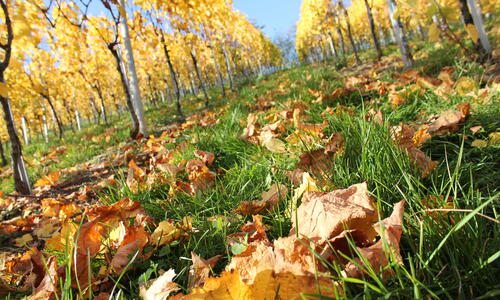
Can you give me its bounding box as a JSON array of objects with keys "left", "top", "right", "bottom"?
[{"left": 1, "top": 51, "right": 499, "bottom": 299}]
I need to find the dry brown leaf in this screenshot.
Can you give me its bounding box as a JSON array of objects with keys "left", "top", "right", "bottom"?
[
  {"left": 428, "top": 103, "right": 470, "bottom": 135},
  {"left": 27, "top": 256, "right": 58, "bottom": 300},
  {"left": 73, "top": 199, "right": 144, "bottom": 287},
  {"left": 470, "top": 125, "right": 483, "bottom": 135},
  {"left": 392, "top": 124, "right": 438, "bottom": 177},
  {"left": 110, "top": 224, "right": 149, "bottom": 274},
  {"left": 194, "top": 150, "right": 215, "bottom": 166},
  {"left": 188, "top": 253, "right": 222, "bottom": 289},
  {"left": 437, "top": 66, "right": 455, "bottom": 88},
  {"left": 367, "top": 109, "right": 384, "bottom": 125},
  {"left": 389, "top": 91, "right": 406, "bottom": 107},
  {"left": 291, "top": 183, "right": 378, "bottom": 244},
  {"left": 234, "top": 184, "right": 288, "bottom": 216},
  {"left": 344, "top": 200, "right": 405, "bottom": 278}
]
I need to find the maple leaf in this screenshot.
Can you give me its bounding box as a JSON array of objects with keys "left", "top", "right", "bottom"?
[
  {"left": 291, "top": 182, "right": 378, "bottom": 245},
  {"left": 344, "top": 200, "right": 405, "bottom": 278}
]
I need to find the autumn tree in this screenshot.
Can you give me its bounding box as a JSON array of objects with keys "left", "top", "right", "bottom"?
[{"left": 0, "top": 0, "right": 31, "bottom": 193}]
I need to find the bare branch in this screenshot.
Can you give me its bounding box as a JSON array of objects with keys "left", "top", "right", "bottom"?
[{"left": 0, "top": 0, "right": 13, "bottom": 73}]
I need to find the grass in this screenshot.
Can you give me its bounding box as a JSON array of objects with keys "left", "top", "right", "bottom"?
[{"left": 2, "top": 40, "right": 499, "bottom": 299}]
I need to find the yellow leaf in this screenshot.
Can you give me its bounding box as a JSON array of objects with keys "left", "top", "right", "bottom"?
[
  {"left": 428, "top": 23, "right": 440, "bottom": 42},
  {"left": 289, "top": 173, "right": 319, "bottom": 214},
  {"left": 442, "top": 7, "right": 459, "bottom": 23},
  {"left": 471, "top": 139, "right": 488, "bottom": 148},
  {"left": 455, "top": 77, "right": 476, "bottom": 96},
  {"left": 489, "top": 132, "right": 500, "bottom": 145},
  {"left": 262, "top": 138, "right": 286, "bottom": 153},
  {"left": 465, "top": 24, "right": 479, "bottom": 43},
  {"left": 0, "top": 82, "right": 8, "bottom": 98},
  {"left": 118, "top": 5, "right": 126, "bottom": 17},
  {"left": 184, "top": 269, "right": 339, "bottom": 300},
  {"left": 150, "top": 220, "right": 180, "bottom": 247},
  {"left": 45, "top": 222, "right": 79, "bottom": 252},
  {"left": 35, "top": 171, "right": 61, "bottom": 187},
  {"left": 14, "top": 234, "right": 33, "bottom": 247}
]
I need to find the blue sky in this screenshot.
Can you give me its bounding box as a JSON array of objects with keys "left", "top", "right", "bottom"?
[
  {"left": 83, "top": 1, "right": 301, "bottom": 40},
  {"left": 233, "top": 0, "right": 302, "bottom": 39}
]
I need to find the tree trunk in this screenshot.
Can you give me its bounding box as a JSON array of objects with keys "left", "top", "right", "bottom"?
[
  {"left": 62, "top": 99, "right": 75, "bottom": 132},
  {"left": 165, "top": 82, "right": 173, "bottom": 103},
  {"left": 109, "top": 43, "right": 140, "bottom": 138},
  {"left": 0, "top": 88, "right": 31, "bottom": 194},
  {"left": 221, "top": 43, "right": 235, "bottom": 91},
  {"left": 387, "top": 0, "right": 413, "bottom": 68},
  {"left": 363, "top": 0, "right": 383, "bottom": 60},
  {"left": 208, "top": 37, "right": 226, "bottom": 96},
  {"left": 161, "top": 38, "right": 184, "bottom": 119},
  {"left": 188, "top": 69, "right": 196, "bottom": 95},
  {"left": 119, "top": 0, "right": 147, "bottom": 136},
  {"left": 327, "top": 33, "right": 337, "bottom": 57},
  {"left": 0, "top": 138, "right": 7, "bottom": 166},
  {"left": 89, "top": 99, "right": 100, "bottom": 124},
  {"left": 190, "top": 48, "right": 210, "bottom": 107},
  {"left": 342, "top": 8, "right": 361, "bottom": 65},
  {"left": 336, "top": 26, "right": 346, "bottom": 55},
  {"left": 41, "top": 102, "right": 49, "bottom": 142},
  {"left": 462, "top": 0, "right": 491, "bottom": 55},
  {"left": 76, "top": 109, "right": 82, "bottom": 131},
  {"left": 43, "top": 95, "right": 64, "bottom": 139},
  {"left": 21, "top": 116, "right": 29, "bottom": 145},
  {"left": 94, "top": 81, "right": 109, "bottom": 125}
]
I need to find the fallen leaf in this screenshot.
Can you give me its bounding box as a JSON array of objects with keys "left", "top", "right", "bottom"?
[
  {"left": 27, "top": 256, "right": 58, "bottom": 300},
  {"left": 291, "top": 183, "right": 378, "bottom": 245},
  {"left": 471, "top": 139, "right": 488, "bottom": 148},
  {"left": 470, "top": 125, "right": 483, "bottom": 135},
  {"left": 235, "top": 184, "right": 288, "bottom": 216},
  {"left": 455, "top": 77, "right": 476, "bottom": 96},
  {"left": 34, "top": 172, "right": 61, "bottom": 187},
  {"left": 261, "top": 137, "right": 286, "bottom": 153},
  {"left": 188, "top": 253, "right": 222, "bottom": 289},
  {"left": 110, "top": 224, "right": 149, "bottom": 274},
  {"left": 14, "top": 234, "right": 33, "bottom": 247},
  {"left": 344, "top": 200, "right": 405, "bottom": 278},
  {"left": 428, "top": 109, "right": 467, "bottom": 135},
  {"left": 392, "top": 124, "right": 438, "bottom": 177},
  {"left": 290, "top": 173, "right": 319, "bottom": 213},
  {"left": 140, "top": 269, "right": 180, "bottom": 300},
  {"left": 194, "top": 150, "right": 215, "bottom": 166},
  {"left": 488, "top": 132, "right": 500, "bottom": 145}
]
